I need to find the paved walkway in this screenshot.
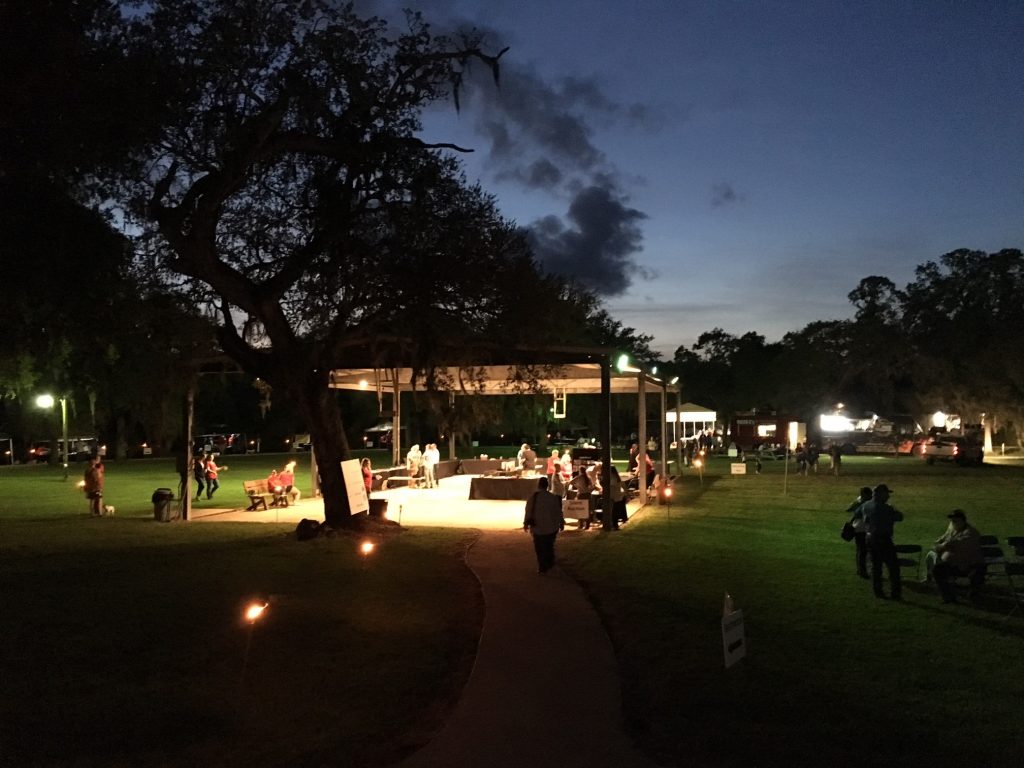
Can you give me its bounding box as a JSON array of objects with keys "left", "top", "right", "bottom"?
[{"left": 399, "top": 529, "right": 655, "bottom": 768}]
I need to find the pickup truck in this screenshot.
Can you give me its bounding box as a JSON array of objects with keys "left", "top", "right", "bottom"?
[{"left": 918, "top": 436, "right": 983, "bottom": 466}]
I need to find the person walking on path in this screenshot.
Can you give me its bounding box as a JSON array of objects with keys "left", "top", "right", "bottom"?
[
  {"left": 524, "top": 477, "right": 565, "bottom": 573},
  {"left": 846, "top": 486, "right": 873, "bottom": 579},
  {"left": 205, "top": 454, "right": 226, "bottom": 500},
  {"left": 860, "top": 483, "right": 904, "bottom": 599},
  {"left": 83, "top": 455, "right": 105, "bottom": 516}
]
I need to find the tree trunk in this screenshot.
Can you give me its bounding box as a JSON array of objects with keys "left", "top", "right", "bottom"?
[{"left": 293, "top": 370, "right": 353, "bottom": 528}]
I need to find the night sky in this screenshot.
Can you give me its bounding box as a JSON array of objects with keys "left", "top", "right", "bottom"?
[{"left": 373, "top": 1, "right": 1024, "bottom": 357}]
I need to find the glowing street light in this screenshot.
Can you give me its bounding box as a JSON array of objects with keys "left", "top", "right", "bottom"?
[{"left": 35, "top": 393, "right": 68, "bottom": 480}]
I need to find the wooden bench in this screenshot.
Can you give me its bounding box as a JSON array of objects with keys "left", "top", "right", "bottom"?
[{"left": 243, "top": 480, "right": 277, "bottom": 511}]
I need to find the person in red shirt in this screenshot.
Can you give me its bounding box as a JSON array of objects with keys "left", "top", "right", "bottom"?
[
  {"left": 205, "top": 455, "right": 226, "bottom": 499},
  {"left": 278, "top": 460, "right": 299, "bottom": 504},
  {"left": 83, "top": 455, "right": 105, "bottom": 516},
  {"left": 361, "top": 458, "right": 373, "bottom": 494}
]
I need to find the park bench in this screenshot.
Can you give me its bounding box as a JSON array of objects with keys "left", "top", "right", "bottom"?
[{"left": 243, "top": 480, "right": 277, "bottom": 511}]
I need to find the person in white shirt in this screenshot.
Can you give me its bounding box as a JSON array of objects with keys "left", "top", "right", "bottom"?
[{"left": 422, "top": 443, "right": 440, "bottom": 488}]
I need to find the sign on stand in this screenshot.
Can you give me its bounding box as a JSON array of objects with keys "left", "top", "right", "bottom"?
[
  {"left": 562, "top": 499, "right": 589, "bottom": 521},
  {"left": 721, "top": 609, "right": 746, "bottom": 668},
  {"left": 730, "top": 463, "right": 747, "bottom": 475},
  {"left": 340, "top": 459, "right": 369, "bottom": 515}
]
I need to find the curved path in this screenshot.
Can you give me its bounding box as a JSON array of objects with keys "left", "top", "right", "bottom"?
[{"left": 399, "top": 529, "right": 655, "bottom": 768}]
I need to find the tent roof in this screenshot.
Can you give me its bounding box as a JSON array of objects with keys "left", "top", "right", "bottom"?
[{"left": 329, "top": 362, "right": 673, "bottom": 395}]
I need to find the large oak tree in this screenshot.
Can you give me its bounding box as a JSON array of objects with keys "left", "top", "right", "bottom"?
[{"left": 123, "top": 0, "right": 574, "bottom": 525}]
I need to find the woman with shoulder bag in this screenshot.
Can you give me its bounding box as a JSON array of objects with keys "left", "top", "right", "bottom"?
[{"left": 846, "top": 486, "right": 873, "bottom": 579}]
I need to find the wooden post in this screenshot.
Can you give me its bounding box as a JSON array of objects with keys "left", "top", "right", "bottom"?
[
  {"left": 601, "top": 358, "right": 613, "bottom": 531},
  {"left": 638, "top": 374, "right": 647, "bottom": 506}
]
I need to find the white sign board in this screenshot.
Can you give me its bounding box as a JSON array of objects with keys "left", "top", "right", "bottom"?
[
  {"left": 730, "top": 463, "right": 747, "bottom": 475},
  {"left": 340, "top": 459, "right": 369, "bottom": 514},
  {"left": 562, "top": 499, "right": 589, "bottom": 520},
  {"left": 722, "top": 609, "right": 746, "bottom": 668}
]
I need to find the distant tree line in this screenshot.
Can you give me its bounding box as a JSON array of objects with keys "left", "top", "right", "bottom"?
[{"left": 665, "top": 249, "right": 1024, "bottom": 447}]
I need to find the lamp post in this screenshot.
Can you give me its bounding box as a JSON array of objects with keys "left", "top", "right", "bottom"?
[{"left": 35, "top": 394, "right": 68, "bottom": 480}]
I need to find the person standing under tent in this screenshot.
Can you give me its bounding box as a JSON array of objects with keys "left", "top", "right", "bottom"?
[{"left": 423, "top": 443, "right": 440, "bottom": 488}]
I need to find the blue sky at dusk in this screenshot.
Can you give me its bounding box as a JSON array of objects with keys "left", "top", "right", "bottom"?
[{"left": 374, "top": 1, "right": 1024, "bottom": 357}]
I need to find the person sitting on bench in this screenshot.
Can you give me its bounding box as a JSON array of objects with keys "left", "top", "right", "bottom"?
[
  {"left": 926, "top": 509, "right": 984, "bottom": 603},
  {"left": 278, "top": 461, "right": 300, "bottom": 504}
]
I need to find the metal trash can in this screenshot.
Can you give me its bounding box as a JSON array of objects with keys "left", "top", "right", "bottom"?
[{"left": 152, "top": 488, "right": 174, "bottom": 522}]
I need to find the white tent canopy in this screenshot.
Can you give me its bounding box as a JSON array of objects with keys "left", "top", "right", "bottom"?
[{"left": 665, "top": 402, "right": 717, "bottom": 442}]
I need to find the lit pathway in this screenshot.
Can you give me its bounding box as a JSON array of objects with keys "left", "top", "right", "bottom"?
[{"left": 398, "top": 528, "right": 655, "bottom": 768}]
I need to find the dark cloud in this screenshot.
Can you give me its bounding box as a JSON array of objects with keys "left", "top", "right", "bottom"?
[
  {"left": 711, "top": 182, "right": 742, "bottom": 208},
  {"left": 361, "top": 9, "right": 655, "bottom": 295},
  {"left": 526, "top": 185, "right": 647, "bottom": 296}
]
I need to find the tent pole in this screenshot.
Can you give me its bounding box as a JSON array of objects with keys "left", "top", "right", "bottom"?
[{"left": 601, "top": 358, "right": 613, "bottom": 531}]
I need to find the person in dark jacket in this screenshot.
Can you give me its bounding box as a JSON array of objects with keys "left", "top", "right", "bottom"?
[
  {"left": 847, "top": 486, "right": 873, "bottom": 579},
  {"left": 523, "top": 477, "right": 565, "bottom": 573},
  {"left": 859, "top": 483, "right": 904, "bottom": 599}
]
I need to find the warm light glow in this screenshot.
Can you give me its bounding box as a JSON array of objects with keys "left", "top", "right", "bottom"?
[
  {"left": 35, "top": 394, "right": 55, "bottom": 409},
  {"left": 663, "top": 487, "right": 673, "bottom": 498},
  {"left": 931, "top": 411, "right": 947, "bottom": 428},
  {"left": 693, "top": 459, "right": 703, "bottom": 468},
  {"left": 358, "top": 379, "right": 369, "bottom": 389},
  {"left": 245, "top": 602, "right": 268, "bottom": 623},
  {"left": 76, "top": 480, "right": 85, "bottom": 488},
  {"left": 360, "top": 541, "right": 375, "bottom": 556},
  {"left": 819, "top": 414, "right": 854, "bottom": 433},
  {"left": 284, "top": 439, "right": 291, "bottom": 444}
]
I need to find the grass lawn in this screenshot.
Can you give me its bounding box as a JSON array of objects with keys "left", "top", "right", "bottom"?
[
  {"left": 0, "top": 459, "right": 482, "bottom": 766},
  {"left": 561, "top": 455, "right": 1024, "bottom": 768}
]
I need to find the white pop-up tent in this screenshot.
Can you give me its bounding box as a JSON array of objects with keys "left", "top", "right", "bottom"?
[{"left": 665, "top": 402, "right": 717, "bottom": 444}]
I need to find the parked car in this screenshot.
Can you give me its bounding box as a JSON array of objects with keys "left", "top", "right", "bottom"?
[
  {"left": 27, "top": 441, "right": 51, "bottom": 462},
  {"left": 196, "top": 433, "right": 248, "bottom": 455},
  {"left": 918, "top": 435, "right": 983, "bottom": 466}
]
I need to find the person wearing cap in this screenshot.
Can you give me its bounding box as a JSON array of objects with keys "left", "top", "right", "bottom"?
[
  {"left": 926, "top": 510, "right": 984, "bottom": 603},
  {"left": 860, "top": 483, "right": 904, "bottom": 599},
  {"left": 846, "top": 486, "right": 874, "bottom": 579}
]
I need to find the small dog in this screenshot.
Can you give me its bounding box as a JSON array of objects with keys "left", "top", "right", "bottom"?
[{"left": 103, "top": 505, "right": 116, "bottom": 517}]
